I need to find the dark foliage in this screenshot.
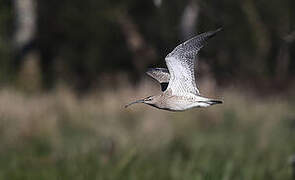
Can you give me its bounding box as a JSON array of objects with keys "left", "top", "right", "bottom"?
[{"left": 1, "top": 0, "right": 295, "bottom": 91}]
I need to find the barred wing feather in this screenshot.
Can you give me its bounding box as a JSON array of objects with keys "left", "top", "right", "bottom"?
[
  {"left": 146, "top": 68, "right": 170, "bottom": 91},
  {"left": 165, "top": 28, "right": 222, "bottom": 95}
]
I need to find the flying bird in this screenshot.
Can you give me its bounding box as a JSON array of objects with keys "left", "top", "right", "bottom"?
[{"left": 125, "top": 28, "right": 223, "bottom": 111}]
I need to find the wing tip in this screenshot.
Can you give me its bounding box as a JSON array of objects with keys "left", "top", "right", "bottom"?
[
  {"left": 146, "top": 68, "right": 156, "bottom": 76},
  {"left": 216, "top": 27, "right": 223, "bottom": 32},
  {"left": 146, "top": 68, "right": 169, "bottom": 74},
  {"left": 208, "top": 27, "right": 223, "bottom": 38},
  {"left": 146, "top": 68, "right": 153, "bottom": 73}
]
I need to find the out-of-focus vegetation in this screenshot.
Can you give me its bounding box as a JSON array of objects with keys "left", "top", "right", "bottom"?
[
  {"left": 0, "top": 84, "right": 294, "bottom": 180},
  {"left": 0, "top": 0, "right": 295, "bottom": 179}
]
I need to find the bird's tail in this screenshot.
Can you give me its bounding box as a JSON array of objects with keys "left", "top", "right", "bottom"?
[{"left": 208, "top": 99, "right": 223, "bottom": 105}]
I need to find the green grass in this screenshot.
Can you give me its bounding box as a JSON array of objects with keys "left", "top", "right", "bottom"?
[{"left": 0, "top": 87, "right": 294, "bottom": 180}]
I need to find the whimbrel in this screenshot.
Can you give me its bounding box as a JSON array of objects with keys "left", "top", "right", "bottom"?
[{"left": 125, "top": 28, "right": 223, "bottom": 111}]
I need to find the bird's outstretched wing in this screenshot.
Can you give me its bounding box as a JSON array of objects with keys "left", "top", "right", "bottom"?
[
  {"left": 146, "top": 68, "right": 170, "bottom": 91},
  {"left": 165, "top": 28, "right": 222, "bottom": 95}
]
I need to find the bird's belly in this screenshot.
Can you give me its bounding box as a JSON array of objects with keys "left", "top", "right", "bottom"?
[
  {"left": 163, "top": 96, "right": 210, "bottom": 111},
  {"left": 164, "top": 99, "right": 196, "bottom": 111}
]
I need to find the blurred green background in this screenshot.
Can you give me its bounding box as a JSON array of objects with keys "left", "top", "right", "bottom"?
[{"left": 0, "top": 0, "right": 295, "bottom": 179}]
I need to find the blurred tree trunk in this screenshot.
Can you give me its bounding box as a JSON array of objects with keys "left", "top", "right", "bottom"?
[
  {"left": 13, "top": 0, "right": 41, "bottom": 91},
  {"left": 117, "top": 12, "right": 157, "bottom": 74},
  {"left": 13, "top": 0, "right": 36, "bottom": 50},
  {"left": 180, "top": 0, "right": 199, "bottom": 40},
  {"left": 276, "top": 41, "right": 290, "bottom": 84},
  {"left": 241, "top": 0, "right": 271, "bottom": 74},
  {"left": 275, "top": 0, "right": 293, "bottom": 84}
]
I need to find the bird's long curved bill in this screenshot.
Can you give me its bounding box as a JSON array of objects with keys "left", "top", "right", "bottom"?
[{"left": 125, "top": 99, "right": 144, "bottom": 108}]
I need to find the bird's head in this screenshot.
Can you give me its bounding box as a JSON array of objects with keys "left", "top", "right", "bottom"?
[{"left": 125, "top": 95, "right": 157, "bottom": 108}]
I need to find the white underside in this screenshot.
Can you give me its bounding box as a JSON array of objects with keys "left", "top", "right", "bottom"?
[
  {"left": 168, "top": 101, "right": 211, "bottom": 111},
  {"left": 164, "top": 94, "right": 212, "bottom": 111}
]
